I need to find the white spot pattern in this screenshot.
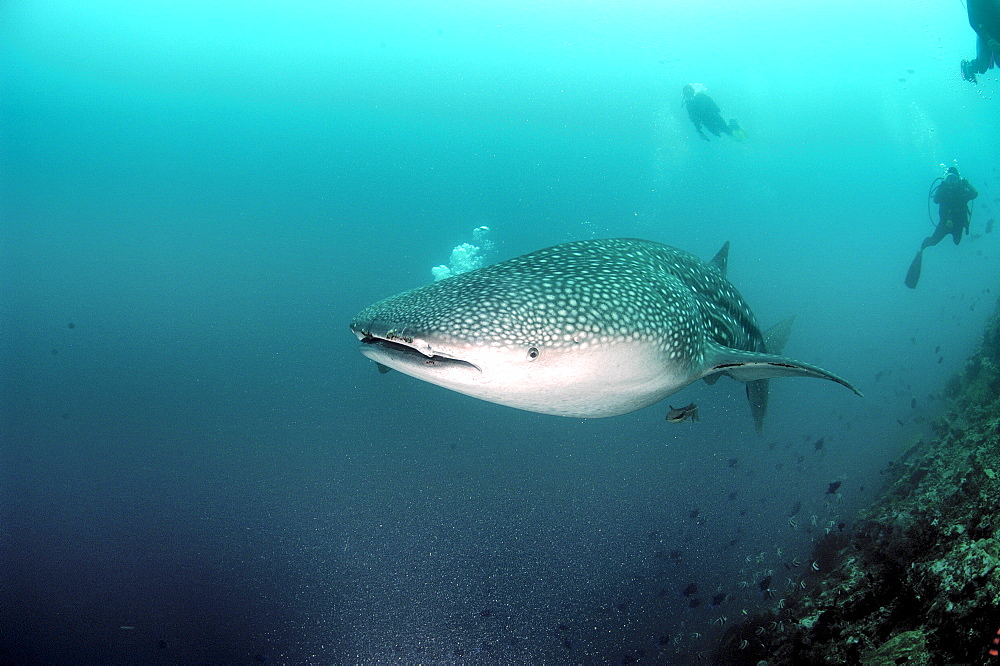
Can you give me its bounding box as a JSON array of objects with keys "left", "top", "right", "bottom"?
[{"left": 350, "top": 239, "right": 765, "bottom": 367}]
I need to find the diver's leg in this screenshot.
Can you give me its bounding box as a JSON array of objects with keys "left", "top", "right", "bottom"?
[
  {"left": 962, "top": 36, "right": 991, "bottom": 82},
  {"left": 973, "top": 35, "right": 992, "bottom": 73},
  {"left": 706, "top": 115, "right": 727, "bottom": 137},
  {"left": 952, "top": 214, "right": 970, "bottom": 244},
  {"left": 921, "top": 224, "right": 947, "bottom": 249},
  {"left": 976, "top": 34, "right": 995, "bottom": 72}
]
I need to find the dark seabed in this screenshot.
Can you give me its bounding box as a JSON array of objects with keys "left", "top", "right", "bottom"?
[{"left": 3, "top": 1, "right": 999, "bottom": 663}]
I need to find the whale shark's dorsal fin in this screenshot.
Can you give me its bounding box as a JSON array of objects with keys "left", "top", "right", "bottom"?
[
  {"left": 763, "top": 315, "right": 796, "bottom": 355},
  {"left": 710, "top": 241, "right": 730, "bottom": 276}
]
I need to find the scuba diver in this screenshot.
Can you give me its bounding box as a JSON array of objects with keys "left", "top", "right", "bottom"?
[
  {"left": 961, "top": 0, "right": 1000, "bottom": 83},
  {"left": 923, "top": 167, "right": 978, "bottom": 249},
  {"left": 681, "top": 83, "right": 748, "bottom": 142},
  {"left": 905, "top": 167, "right": 979, "bottom": 289}
]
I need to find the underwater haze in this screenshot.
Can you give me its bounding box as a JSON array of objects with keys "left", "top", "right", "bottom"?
[{"left": 3, "top": 0, "right": 999, "bottom": 662}]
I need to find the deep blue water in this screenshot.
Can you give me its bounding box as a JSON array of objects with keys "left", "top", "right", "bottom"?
[{"left": 3, "top": 1, "right": 999, "bottom": 663}]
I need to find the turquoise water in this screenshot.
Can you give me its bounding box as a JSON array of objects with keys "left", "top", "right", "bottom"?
[{"left": 3, "top": 1, "right": 998, "bottom": 662}]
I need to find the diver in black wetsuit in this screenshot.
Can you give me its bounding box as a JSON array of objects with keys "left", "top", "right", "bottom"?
[
  {"left": 961, "top": 0, "right": 1000, "bottom": 83},
  {"left": 905, "top": 167, "right": 979, "bottom": 288},
  {"left": 922, "top": 167, "right": 978, "bottom": 249},
  {"left": 681, "top": 83, "right": 746, "bottom": 142}
]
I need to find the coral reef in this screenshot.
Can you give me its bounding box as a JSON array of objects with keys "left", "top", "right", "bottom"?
[{"left": 715, "top": 297, "right": 1000, "bottom": 665}]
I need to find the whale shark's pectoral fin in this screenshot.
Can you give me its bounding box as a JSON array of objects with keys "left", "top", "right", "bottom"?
[
  {"left": 700, "top": 343, "right": 862, "bottom": 433},
  {"left": 701, "top": 343, "right": 862, "bottom": 395}
]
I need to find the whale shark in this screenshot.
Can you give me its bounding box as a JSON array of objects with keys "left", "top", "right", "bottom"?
[{"left": 350, "top": 239, "right": 860, "bottom": 430}]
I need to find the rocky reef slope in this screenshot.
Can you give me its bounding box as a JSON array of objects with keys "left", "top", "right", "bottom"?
[{"left": 715, "top": 298, "right": 1000, "bottom": 665}]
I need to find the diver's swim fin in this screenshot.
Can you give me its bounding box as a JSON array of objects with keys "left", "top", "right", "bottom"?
[
  {"left": 904, "top": 249, "right": 922, "bottom": 289},
  {"left": 728, "top": 119, "right": 748, "bottom": 142}
]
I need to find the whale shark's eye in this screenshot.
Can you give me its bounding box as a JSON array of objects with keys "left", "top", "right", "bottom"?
[{"left": 526, "top": 347, "right": 540, "bottom": 361}]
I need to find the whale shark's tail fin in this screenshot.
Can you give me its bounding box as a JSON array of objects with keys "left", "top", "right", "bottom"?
[
  {"left": 746, "top": 379, "right": 769, "bottom": 434},
  {"left": 745, "top": 316, "right": 797, "bottom": 433}
]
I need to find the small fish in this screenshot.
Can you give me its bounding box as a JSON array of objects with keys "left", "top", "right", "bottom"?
[
  {"left": 813, "top": 437, "right": 825, "bottom": 451},
  {"left": 986, "top": 218, "right": 994, "bottom": 234},
  {"left": 710, "top": 592, "right": 728, "bottom": 606},
  {"left": 666, "top": 403, "right": 699, "bottom": 423},
  {"left": 827, "top": 480, "right": 842, "bottom": 494},
  {"left": 682, "top": 582, "right": 698, "bottom": 597},
  {"left": 911, "top": 397, "right": 916, "bottom": 409}
]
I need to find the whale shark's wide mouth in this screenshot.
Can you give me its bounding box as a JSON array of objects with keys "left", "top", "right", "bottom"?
[{"left": 357, "top": 335, "right": 482, "bottom": 374}]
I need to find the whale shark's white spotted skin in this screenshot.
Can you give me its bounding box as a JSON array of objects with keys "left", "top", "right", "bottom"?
[{"left": 350, "top": 239, "right": 860, "bottom": 428}]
